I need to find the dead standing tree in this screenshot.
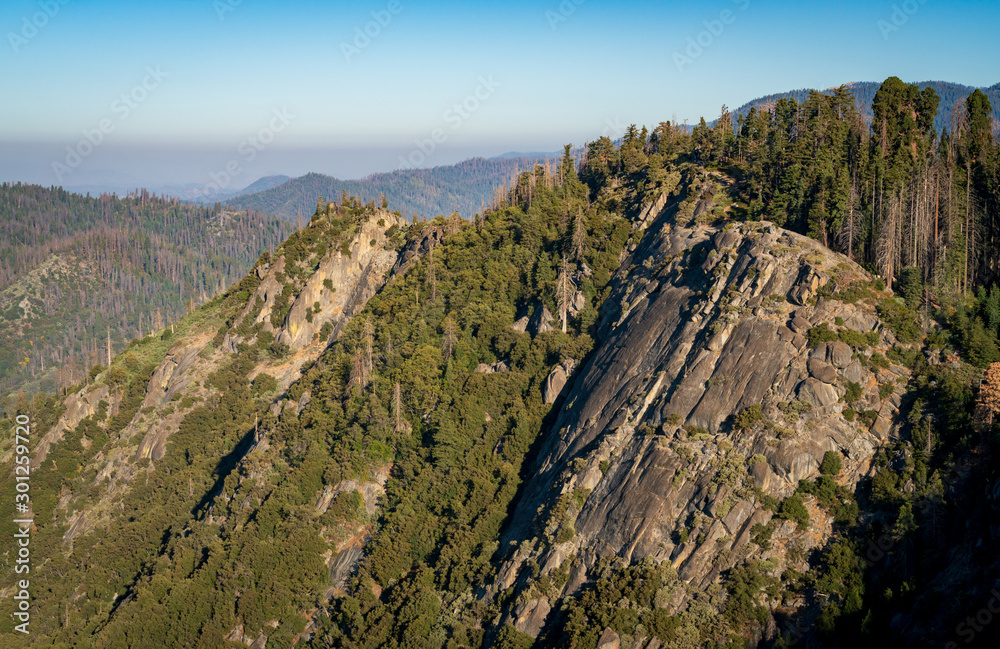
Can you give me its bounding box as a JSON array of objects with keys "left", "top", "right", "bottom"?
[{"left": 974, "top": 362, "right": 1000, "bottom": 430}]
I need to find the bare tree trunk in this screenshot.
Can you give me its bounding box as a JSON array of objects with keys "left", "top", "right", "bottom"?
[
  {"left": 393, "top": 382, "right": 405, "bottom": 432},
  {"left": 557, "top": 255, "right": 569, "bottom": 334},
  {"left": 965, "top": 161, "right": 971, "bottom": 294}
]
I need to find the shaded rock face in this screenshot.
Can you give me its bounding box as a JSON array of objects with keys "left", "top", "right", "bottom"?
[
  {"left": 493, "top": 214, "right": 911, "bottom": 636},
  {"left": 315, "top": 465, "right": 391, "bottom": 592},
  {"left": 390, "top": 225, "right": 444, "bottom": 276}
]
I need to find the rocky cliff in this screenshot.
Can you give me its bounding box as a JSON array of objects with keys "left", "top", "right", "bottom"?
[
  {"left": 493, "top": 196, "right": 914, "bottom": 639},
  {"left": 26, "top": 206, "right": 408, "bottom": 542}
]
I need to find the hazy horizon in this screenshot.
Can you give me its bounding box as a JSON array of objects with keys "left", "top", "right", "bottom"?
[{"left": 3, "top": 0, "right": 999, "bottom": 191}]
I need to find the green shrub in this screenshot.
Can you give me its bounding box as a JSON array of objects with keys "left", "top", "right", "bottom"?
[
  {"left": 858, "top": 409, "right": 878, "bottom": 427},
  {"left": 734, "top": 404, "right": 764, "bottom": 430},
  {"left": 887, "top": 345, "right": 921, "bottom": 368},
  {"left": 778, "top": 400, "right": 811, "bottom": 422},
  {"left": 820, "top": 451, "right": 842, "bottom": 475},
  {"left": 750, "top": 523, "right": 775, "bottom": 550},
  {"left": 268, "top": 340, "right": 291, "bottom": 359},
  {"left": 877, "top": 299, "right": 921, "bottom": 343},
  {"left": 844, "top": 381, "right": 863, "bottom": 405},
  {"left": 252, "top": 373, "right": 278, "bottom": 397},
  {"left": 807, "top": 323, "right": 839, "bottom": 347},
  {"left": 684, "top": 424, "right": 709, "bottom": 439},
  {"left": 106, "top": 365, "right": 128, "bottom": 386},
  {"left": 838, "top": 328, "right": 876, "bottom": 350},
  {"left": 776, "top": 494, "right": 810, "bottom": 530}
]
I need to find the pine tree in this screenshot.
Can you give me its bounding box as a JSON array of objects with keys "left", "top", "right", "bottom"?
[{"left": 558, "top": 144, "right": 577, "bottom": 184}]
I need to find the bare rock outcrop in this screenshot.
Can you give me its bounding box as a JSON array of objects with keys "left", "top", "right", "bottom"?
[
  {"left": 493, "top": 211, "right": 913, "bottom": 637},
  {"left": 543, "top": 359, "right": 577, "bottom": 404},
  {"left": 229, "top": 211, "right": 406, "bottom": 352},
  {"left": 35, "top": 210, "right": 413, "bottom": 547}
]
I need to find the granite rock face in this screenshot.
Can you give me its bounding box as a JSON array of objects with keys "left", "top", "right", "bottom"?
[
  {"left": 231, "top": 212, "right": 406, "bottom": 352},
  {"left": 543, "top": 359, "right": 577, "bottom": 404},
  {"left": 494, "top": 210, "right": 912, "bottom": 637}
]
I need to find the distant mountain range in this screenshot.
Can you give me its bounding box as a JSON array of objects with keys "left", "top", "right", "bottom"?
[
  {"left": 65, "top": 175, "right": 291, "bottom": 205},
  {"left": 728, "top": 80, "right": 1000, "bottom": 134},
  {"left": 63, "top": 81, "right": 998, "bottom": 227},
  {"left": 225, "top": 155, "right": 555, "bottom": 222}
]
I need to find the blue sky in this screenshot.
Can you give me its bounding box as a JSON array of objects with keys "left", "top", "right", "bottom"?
[{"left": 1, "top": 0, "right": 997, "bottom": 188}]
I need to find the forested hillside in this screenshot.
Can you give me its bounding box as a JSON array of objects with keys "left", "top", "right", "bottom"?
[
  {"left": 2, "top": 76, "right": 1000, "bottom": 648},
  {"left": 689, "top": 77, "right": 998, "bottom": 306},
  {"left": 226, "top": 156, "right": 549, "bottom": 222},
  {"left": 728, "top": 80, "right": 1000, "bottom": 137},
  {"left": 0, "top": 184, "right": 290, "bottom": 400}
]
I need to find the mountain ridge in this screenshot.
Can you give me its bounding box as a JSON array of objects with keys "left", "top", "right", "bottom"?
[{"left": 226, "top": 155, "right": 553, "bottom": 222}]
